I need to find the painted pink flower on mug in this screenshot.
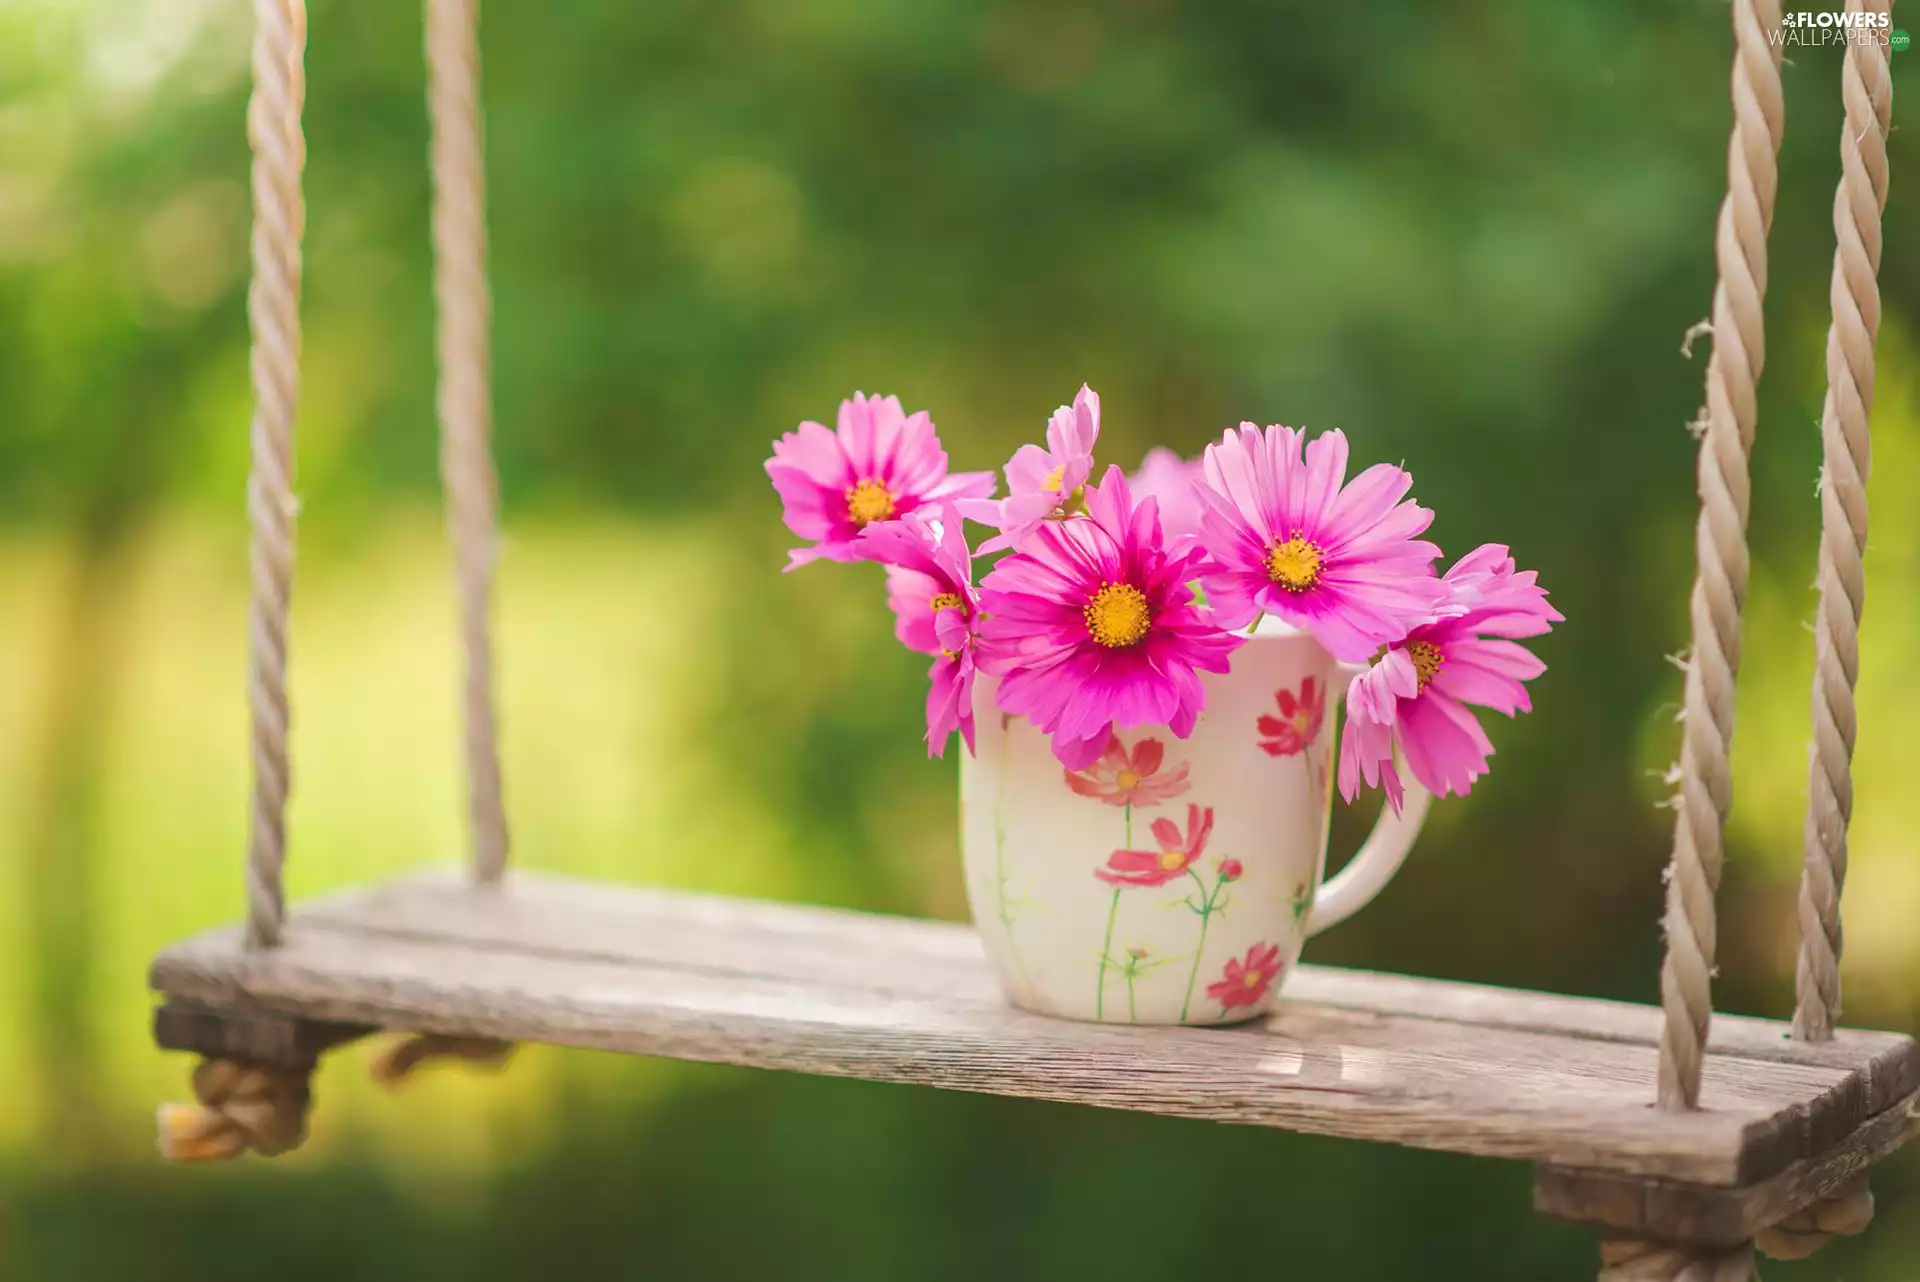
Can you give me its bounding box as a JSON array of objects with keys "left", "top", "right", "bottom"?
[
  {"left": 1096, "top": 804, "right": 1214, "bottom": 889},
  {"left": 1207, "top": 943, "right": 1284, "bottom": 1012},
  {"left": 1256, "top": 676, "right": 1326, "bottom": 759},
  {"left": 1063, "top": 733, "right": 1191, "bottom": 808}
]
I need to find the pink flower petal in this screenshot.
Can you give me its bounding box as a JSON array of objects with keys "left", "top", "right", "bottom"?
[
  {"left": 768, "top": 393, "right": 983, "bottom": 569},
  {"left": 978, "top": 464, "right": 1243, "bottom": 767},
  {"left": 1128, "top": 447, "right": 1205, "bottom": 543},
  {"left": 883, "top": 566, "right": 945, "bottom": 655},
  {"left": 1428, "top": 638, "right": 1543, "bottom": 715},
  {"left": 1397, "top": 688, "right": 1495, "bottom": 798},
  {"left": 1297, "top": 429, "right": 1349, "bottom": 534},
  {"left": 1193, "top": 424, "right": 1440, "bottom": 658}
]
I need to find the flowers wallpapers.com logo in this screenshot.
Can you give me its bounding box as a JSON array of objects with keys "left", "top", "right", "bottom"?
[{"left": 1771, "top": 10, "right": 1908, "bottom": 48}]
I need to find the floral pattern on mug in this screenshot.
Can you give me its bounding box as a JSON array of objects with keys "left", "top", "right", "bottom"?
[
  {"left": 1256, "top": 677, "right": 1325, "bottom": 758},
  {"left": 1259, "top": 676, "right": 1330, "bottom": 797},
  {"left": 1115, "top": 945, "right": 1178, "bottom": 1024},
  {"left": 1064, "top": 733, "right": 1190, "bottom": 808},
  {"left": 1207, "top": 943, "right": 1284, "bottom": 1012},
  {"left": 1176, "top": 839, "right": 1240, "bottom": 1021},
  {"left": 1096, "top": 804, "right": 1214, "bottom": 887}
]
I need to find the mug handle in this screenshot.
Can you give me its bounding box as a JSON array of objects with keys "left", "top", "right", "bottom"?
[{"left": 1304, "top": 769, "right": 1431, "bottom": 937}]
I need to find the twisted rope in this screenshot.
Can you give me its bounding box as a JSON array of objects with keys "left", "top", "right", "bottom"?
[
  {"left": 1599, "top": 1240, "right": 1753, "bottom": 1282},
  {"left": 368, "top": 1032, "right": 516, "bottom": 1086},
  {"left": 427, "top": 0, "right": 510, "bottom": 883},
  {"left": 1793, "top": 0, "right": 1894, "bottom": 1044},
  {"left": 243, "top": 0, "right": 307, "bottom": 949},
  {"left": 1657, "top": 0, "right": 1785, "bottom": 1111},
  {"left": 156, "top": 1059, "right": 311, "bottom": 1162}
]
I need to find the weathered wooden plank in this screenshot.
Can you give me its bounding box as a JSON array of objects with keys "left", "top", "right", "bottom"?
[
  {"left": 1283, "top": 966, "right": 1918, "bottom": 1113},
  {"left": 289, "top": 871, "right": 1918, "bottom": 1109},
  {"left": 145, "top": 872, "right": 1914, "bottom": 1187},
  {"left": 1534, "top": 1088, "right": 1920, "bottom": 1246},
  {"left": 154, "top": 917, "right": 1761, "bottom": 1179},
  {"left": 295, "top": 871, "right": 997, "bottom": 1002}
]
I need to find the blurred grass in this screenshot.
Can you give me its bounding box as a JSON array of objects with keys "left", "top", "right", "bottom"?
[
  {"left": 0, "top": 511, "right": 961, "bottom": 1161},
  {"left": 5, "top": 0, "right": 1920, "bottom": 1278}
]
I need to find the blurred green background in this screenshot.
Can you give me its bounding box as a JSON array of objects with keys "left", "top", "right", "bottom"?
[{"left": 4, "top": 0, "right": 1919, "bottom": 1277}]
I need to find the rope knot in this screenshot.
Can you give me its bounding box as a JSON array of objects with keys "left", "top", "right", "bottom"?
[
  {"left": 1755, "top": 1177, "right": 1875, "bottom": 1260},
  {"left": 1598, "top": 1181, "right": 1876, "bottom": 1281},
  {"left": 157, "top": 1058, "right": 312, "bottom": 1162}
]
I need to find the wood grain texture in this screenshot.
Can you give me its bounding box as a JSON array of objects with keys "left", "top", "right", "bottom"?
[
  {"left": 148, "top": 870, "right": 1917, "bottom": 1190},
  {"left": 154, "top": 1000, "right": 369, "bottom": 1066},
  {"left": 1283, "top": 967, "right": 1916, "bottom": 1113},
  {"left": 1536, "top": 1089, "right": 1918, "bottom": 1246}
]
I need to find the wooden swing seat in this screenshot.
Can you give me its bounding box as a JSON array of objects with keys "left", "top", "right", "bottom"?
[{"left": 149, "top": 869, "right": 1917, "bottom": 1247}]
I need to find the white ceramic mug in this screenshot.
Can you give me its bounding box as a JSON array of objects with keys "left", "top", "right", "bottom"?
[{"left": 959, "top": 619, "right": 1430, "bottom": 1025}]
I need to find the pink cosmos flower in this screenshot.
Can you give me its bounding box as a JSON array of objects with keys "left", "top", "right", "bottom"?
[
  {"left": 976, "top": 466, "right": 1244, "bottom": 769},
  {"left": 1192, "top": 424, "right": 1443, "bottom": 661},
  {"left": 1338, "top": 544, "right": 1562, "bottom": 812},
  {"left": 958, "top": 384, "right": 1101, "bottom": 554},
  {"left": 1256, "top": 676, "right": 1326, "bottom": 759},
  {"left": 856, "top": 507, "right": 980, "bottom": 757},
  {"left": 1206, "top": 942, "right": 1284, "bottom": 1011},
  {"left": 1096, "top": 804, "right": 1214, "bottom": 888},
  {"left": 767, "top": 392, "right": 995, "bottom": 571},
  {"left": 1062, "top": 733, "right": 1191, "bottom": 808},
  {"left": 1128, "top": 447, "right": 1206, "bottom": 544}
]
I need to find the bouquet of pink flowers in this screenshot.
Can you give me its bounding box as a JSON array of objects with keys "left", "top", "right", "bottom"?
[{"left": 766, "top": 386, "right": 1561, "bottom": 809}]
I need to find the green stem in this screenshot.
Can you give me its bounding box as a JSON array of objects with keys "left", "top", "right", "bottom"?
[
  {"left": 1095, "top": 887, "right": 1121, "bottom": 1020},
  {"left": 1093, "top": 804, "right": 1133, "bottom": 1020},
  {"left": 1126, "top": 966, "right": 1138, "bottom": 1023},
  {"left": 1179, "top": 867, "right": 1220, "bottom": 1022}
]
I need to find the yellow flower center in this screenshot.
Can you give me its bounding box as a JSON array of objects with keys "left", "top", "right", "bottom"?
[
  {"left": 929, "top": 592, "right": 963, "bottom": 613},
  {"left": 1293, "top": 712, "right": 1312, "bottom": 735},
  {"left": 1265, "top": 535, "right": 1324, "bottom": 592},
  {"left": 1039, "top": 468, "right": 1087, "bottom": 520},
  {"left": 845, "top": 477, "right": 896, "bottom": 527},
  {"left": 1158, "top": 850, "right": 1187, "bottom": 871},
  {"left": 1243, "top": 969, "right": 1264, "bottom": 988},
  {"left": 1114, "top": 769, "right": 1140, "bottom": 791},
  {"left": 1409, "top": 639, "right": 1444, "bottom": 692},
  {"left": 1083, "top": 582, "right": 1151, "bottom": 649}
]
